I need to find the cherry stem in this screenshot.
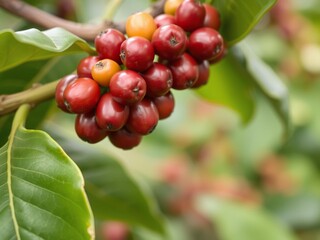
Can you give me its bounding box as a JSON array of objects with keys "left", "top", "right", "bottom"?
[
  {"left": 0, "top": 0, "right": 166, "bottom": 41},
  {"left": 0, "top": 80, "right": 59, "bottom": 116}
]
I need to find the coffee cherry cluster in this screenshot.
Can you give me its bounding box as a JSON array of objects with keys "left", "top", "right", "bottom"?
[{"left": 55, "top": 0, "right": 225, "bottom": 150}]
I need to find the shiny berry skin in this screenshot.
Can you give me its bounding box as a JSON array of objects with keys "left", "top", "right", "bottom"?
[
  {"left": 77, "top": 56, "right": 100, "bottom": 78},
  {"left": 55, "top": 74, "right": 77, "bottom": 113},
  {"left": 94, "top": 29, "right": 126, "bottom": 64},
  {"left": 75, "top": 111, "right": 108, "bottom": 144},
  {"left": 109, "top": 128, "right": 142, "bottom": 150},
  {"left": 63, "top": 77, "right": 101, "bottom": 113},
  {"left": 152, "top": 24, "right": 187, "bottom": 61},
  {"left": 120, "top": 37, "right": 154, "bottom": 72},
  {"left": 95, "top": 93, "right": 129, "bottom": 131},
  {"left": 175, "top": 0, "right": 205, "bottom": 32},
  {"left": 203, "top": 4, "right": 221, "bottom": 30},
  {"left": 209, "top": 43, "right": 227, "bottom": 64},
  {"left": 153, "top": 91, "right": 175, "bottom": 119},
  {"left": 188, "top": 27, "right": 224, "bottom": 61},
  {"left": 192, "top": 60, "right": 210, "bottom": 88},
  {"left": 91, "top": 59, "right": 121, "bottom": 87},
  {"left": 154, "top": 14, "right": 176, "bottom": 28},
  {"left": 109, "top": 70, "right": 147, "bottom": 105},
  {"left": 169, "top": 53, "right": 199, "bottom": 90},
  {"left": 126, "top": 12, "right": 157, "bottom": 41},
  {"left": 142, "top": 63, "right": 173, "bottom": 97},
  {"left": 126, "top": 99, "right": 159, "bottom": 135}
]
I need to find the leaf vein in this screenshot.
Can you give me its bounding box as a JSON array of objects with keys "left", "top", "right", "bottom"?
[
  {"left": 14, "top": 195, "right": 85, "bottom": 240},
  {"left": 12, "top": 174, "right": 88, "bottom": 216}
]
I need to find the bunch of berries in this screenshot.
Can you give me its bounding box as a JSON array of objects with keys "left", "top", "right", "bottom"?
[{"left": 55, "top": 0, "right": 225, "bottom": 150}]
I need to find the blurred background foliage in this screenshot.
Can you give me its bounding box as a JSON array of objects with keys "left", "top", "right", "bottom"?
[{"left": 1, "top": 0, "right": 320, "bottom": 239}]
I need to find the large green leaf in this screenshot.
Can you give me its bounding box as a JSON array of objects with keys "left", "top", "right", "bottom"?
[
  {"left": 0, "top": 27, "right": 95, "bottom": 72},
  {"left": 0, "top": 104, "right": 94, "bottom": 240},
  {"left": 46, "top": 119, "right": 165, "bottom": 234},
  {"left": 215, "top": 0, "right": 277, "bottom": 46},
  {"left": 198, "top": 196, "right": 297, "bottom": 240},
  {"left": 196, "top": 53, "right": 255, "bottom": 123}
]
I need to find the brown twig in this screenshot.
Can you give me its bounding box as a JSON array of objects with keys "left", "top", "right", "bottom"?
[
  {"left": 0, "top": 0, "right": 166, "bottom": 41},
  {"left": 0, "top": 81, "right": 58, "bottom": 116}
]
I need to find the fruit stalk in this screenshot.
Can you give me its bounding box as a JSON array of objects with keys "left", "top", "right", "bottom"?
[{"left": 0, "top": 80, "right": 58, "bottom": 116}]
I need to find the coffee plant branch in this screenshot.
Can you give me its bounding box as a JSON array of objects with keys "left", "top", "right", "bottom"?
[
  {"left": 0, "top": 0, "right": 167, "bottom": 116},
  {"left": 0, "top": 0, "right": 166, "bottom": 41},
  {"left": 0, "top": 80, "right": 58, "bottom": 116}
]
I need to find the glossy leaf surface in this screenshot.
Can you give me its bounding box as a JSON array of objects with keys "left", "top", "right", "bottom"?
[{"left": 0, "top": 105, "right": 94, "bottom": 240}]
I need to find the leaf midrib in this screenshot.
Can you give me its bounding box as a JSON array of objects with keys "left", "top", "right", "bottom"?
[{"left": 7, "top": 130, "right": 21, "bottom": 239}]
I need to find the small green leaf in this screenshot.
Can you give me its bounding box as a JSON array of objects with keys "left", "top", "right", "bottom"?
[
  {"left": 0, "top": 105, "right": 94, "bottom": 240},
  {"left": 46, "top": 121, "right": 165, "bottom": 234},
  {"left": 196, "top": 44, "right": 289, "bottom": 132},
  {"left": 198, "top": 197, "right": 298, "bottom": 240},
  {"left": 0, "top": 27, "right": 95, "bottom": 71},
  {"left": 215, "top": 0, "right": 277, "bottom": 45},
  {"left": 196, "top": 53, "right": 255, "bottom": 124},
  {"left": 238, "top": 42, "right": 290, "bottom": 137}
]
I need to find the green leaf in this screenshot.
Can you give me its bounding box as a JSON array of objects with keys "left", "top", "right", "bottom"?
[
  {"left": 81, "top": 157, "right": 165, "bottom": 234},
  {"left": 198, "top": 197, "right": 297, "bottom": 240},
  {"left": 215, "top": 0, "right": 277, "bottom": 46},
  {"left": 0, "top": 27, "right": 95, "bottom": 72},
  {"left": 46, "top": 120, "right": 165, "bottom": 234},
  {"left": 196, "top": 44, "right": 289, "bottom": 133},
  {"left": 196, "top": 53, "right": 255, "bottom": 124},
  {"left": 0, "top": 105, "right": 94, "bottom": 240},
  {"left": 238, "top": 42, "right": 290, "bottom": 137}
]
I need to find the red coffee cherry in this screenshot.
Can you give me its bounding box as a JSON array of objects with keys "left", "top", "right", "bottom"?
[
  {"left": 209, "top": 43, "right": 227, "bottom": 64},
  {"left": 109, "top": 70, "right": 147, "bottom": 105},
  {"left": 126, "top": 99, "right": 159, "bottom": 135},
  {"left": 188, "top": 27, "right": 224, "bottom": 61},
  {"left": 94, "top": 29, "right": 126, "bottom": 64},
  {"left": 75, "top": 111, "right": 108, "bottom": 144},
  {"left": 55, "top": 74, "right": 77, "bottom": 113},
  {"left": 192, "top": 60, "right": 210, "bottom": 88},
  {"left": 153, "top": 91, "right": 175, "bottom": 119},
  {"left": 169, "top": 53, "right": 199, "bottom": 90},
  {"left": 203, "top": 4, "right": 221, "bottom": 30},
  {"left": 154, "top": 14, "right": 177, "bottom": 28},
  {"left": 109, "top": 128, "right": 142, "bottom": 150},
  {"left": 95, "top": 93, "right": 129, "bottom": 131},
  {"left": 63, "top": 77, "right": 101, "bottom": 113},
  {"left": 142, "top": 63, "right": 173, "bottom": 97},
  {"left": 152, "top": 24, "right": 187, "bottom": 61},
  {"left": 120, "top": 37, "right": 154, "bottom": 72},
  {"left": 77, "top": 56, "right": 100, "bottom": 78},
  {"left": 175, "top": 0, "right": 205, "bottom": 32}
]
